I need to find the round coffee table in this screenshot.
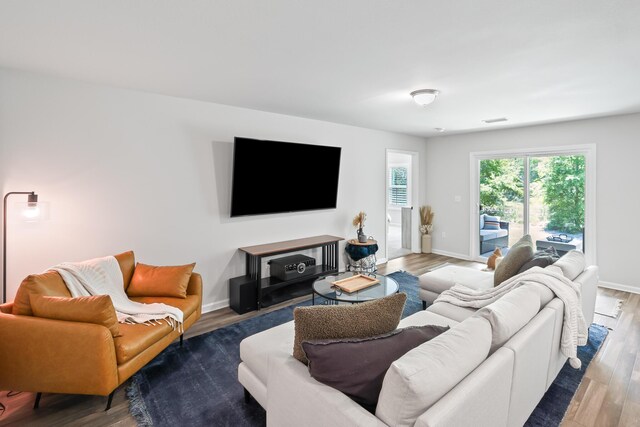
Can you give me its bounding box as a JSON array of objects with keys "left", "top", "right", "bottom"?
[{"left": 312, "top": 272, "right": 399, "bottom": 305}]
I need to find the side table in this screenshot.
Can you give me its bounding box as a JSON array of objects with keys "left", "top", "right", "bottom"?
[{"left": 345, "top": 239, "right": 379, "bottom": 273}]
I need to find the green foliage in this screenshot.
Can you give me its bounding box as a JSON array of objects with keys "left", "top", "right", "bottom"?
[
  {"left": 479, "top": 158, "right": 523, "bottom": 219},
  {"left": 542, "top": 155, "right": 585, "bottom": 233},
  {"left": 479, "top": 155, "right": 585, "bottom": 233}
]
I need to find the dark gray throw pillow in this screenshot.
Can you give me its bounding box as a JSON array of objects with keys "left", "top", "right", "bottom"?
[
  {"left": 301, "top": 324, "right": 449, "bottom": 409},
  {"left": 517, "top": 246, "right": 560, "bottom": 274}
]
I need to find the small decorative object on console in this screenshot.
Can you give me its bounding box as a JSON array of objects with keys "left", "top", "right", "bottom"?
[{"left": 352, "top": 211, "right": 368, "bottom": 243}]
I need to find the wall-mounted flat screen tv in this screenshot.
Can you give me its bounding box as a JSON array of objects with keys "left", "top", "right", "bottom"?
[{"left": 230, "top": 137, "right": 341, "bottom": 217}]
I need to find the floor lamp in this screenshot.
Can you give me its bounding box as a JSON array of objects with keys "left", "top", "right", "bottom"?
[{"left": 2, "top": 191, "right": 40, "bottom": 304}]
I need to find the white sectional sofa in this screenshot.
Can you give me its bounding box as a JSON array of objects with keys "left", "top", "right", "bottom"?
[{"left": 238, "top": 263, "right": 598, "bottom": 427}]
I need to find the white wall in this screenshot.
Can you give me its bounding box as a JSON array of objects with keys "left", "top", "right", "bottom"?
[
  {"left": 425, "top": 113, "right": 640, "bottom": 291},
  {"left": 0, "top": 69, "right": 428, "bottom": 310}
]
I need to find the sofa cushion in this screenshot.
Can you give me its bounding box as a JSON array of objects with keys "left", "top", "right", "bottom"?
[
  {"left": 427, "top": 302, "right": 477, "bottom": 322},
  {"left": 494, "top": 235, "right": 535, "bottom": 285},
  {"left": 479, "top": 229, "right": 508, "bottom": 241},
  {"left": 398, "top": 309, "right": 460, "bottom": 329},
  {"left": 114, "top": 321, "right": 173, "bottom": 364},
  {"left": 12, "top": 270, "right": 72, "bottom": 316},
  {"left": 479, "top": 214, "right": 486, "bottom": 230},
  {"left": 419, "top": 265, "right": 494, "bottom": 295},
  {"left": 376, "top": 316, "right": 492, "bottom": 427},
  {"left": 553, "top": 250, "right": 586, "bottom": 281},
  {"left": 129, "top": 295, "right": 200, "bottom": 318},
  {"left": 293, "top": 293, "right": 406, "bottom": 364},
  {"left": 302, "top": 325, "right": 449, "bottom": 408},
  {"left": 127, "top": 262, "right": 195, "bottom": 298},
  {"left": 517, "top": 247, "right": 559, "bottom": 274},
  {"left": 30, "top": 294, "right": 121, "bottom": 337},
  {"left": 476, "top": 285, "right": 541, "bottom": 353},
  {"left": 114, "top": 250, "right": 136, "bottom": 290},
  {"left": 240, "top": 320, "right": 295, "bottom": 385}
]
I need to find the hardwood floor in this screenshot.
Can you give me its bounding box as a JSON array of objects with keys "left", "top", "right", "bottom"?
[
  {"left": 0, "top": 253, "right": 637, "bottom": 426},
  {"left": 562, "top": 289, "right": 640, "bottom": 427}
]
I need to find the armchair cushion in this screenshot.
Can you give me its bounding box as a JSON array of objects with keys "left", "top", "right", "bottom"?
[
  {"left": 113, "top": 322, "right": 173, "bottom": 364},
  {"left": 130, "top": 294, "right": 200, "bottom": 318},
  {"left": 13, "top": 270, "right": 72, "bottom": 316},
  {"left": 30, "top": 294, "right": 121, "bottom": 337},
  {"left": 127, "top": 262, "right": 195, "bottom": 298},
  {"left": 483, "top": 215, "right": 501, "bottom": 230}
]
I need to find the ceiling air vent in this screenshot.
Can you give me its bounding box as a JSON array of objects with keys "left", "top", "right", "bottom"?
[{"left": 482, "top": 117, "right": 508, "bottom": 124}]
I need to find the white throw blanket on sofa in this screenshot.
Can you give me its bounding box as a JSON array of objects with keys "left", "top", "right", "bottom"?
[
  {"left": 51, "top": 255, "right": 183, "bottom": 330},
  {"left": 435, "top": 266, "right": 587, "bottom": 369}
]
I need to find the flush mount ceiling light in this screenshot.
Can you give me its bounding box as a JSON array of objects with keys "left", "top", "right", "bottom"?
[
  {"left": 482, "top": 117, "right": 508, "bottom": 124},
  {"left": 410, "top": 89, "right": 440, "bottom": 107},
  {"left": 434, "top": 128, "right": 445, "bottom": 132}
]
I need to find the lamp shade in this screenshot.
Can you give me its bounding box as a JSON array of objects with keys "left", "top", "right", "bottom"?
[{"left": 410, "top": 89, "right": 440, "bottom": 106}]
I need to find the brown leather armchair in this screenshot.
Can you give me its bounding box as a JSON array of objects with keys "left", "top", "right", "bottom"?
[{"left": 0, "top": 251, "right": 202, "bottom": 410}]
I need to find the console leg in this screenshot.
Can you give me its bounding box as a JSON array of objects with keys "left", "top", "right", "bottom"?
[
  {"left": 33, "top": 392, "right": 42, "bottom": 409},
  {"left": 244, "top": 388, "right": 252, "bottom": 404},
  {"left": 180, "top": 334, "right": 184, "bottom": 347},
  {"left": 422, "top": 301, "right": 427, "bottom": 310},
  {"left": 105, "top": 391, "right": 114, "bottom": 411}
]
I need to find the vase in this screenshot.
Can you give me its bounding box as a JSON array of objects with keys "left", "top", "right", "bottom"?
[
  {"left": 357, "top": 228, "right": 367, "bottom": 243},
  {"left": 421, "top": 234, "right": 432, "bottom": 254}
]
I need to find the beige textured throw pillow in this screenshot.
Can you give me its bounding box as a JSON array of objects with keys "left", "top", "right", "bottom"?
[
  {"left": 553, "top": 250, "right": 586, "bottom": 281},
  {"left": 292, "top": 292, "right": 407, "bottom": 364},
  {"left": 494, "top": 235, "right": 535, "bottom": 286}
]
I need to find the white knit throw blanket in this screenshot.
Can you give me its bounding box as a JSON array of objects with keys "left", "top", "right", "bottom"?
[
  {"left": 51, "top": 255, "right": 183, "bottom": 331},
  {"left": 435, "top": 267, "right": 587, "bottom": 369}
]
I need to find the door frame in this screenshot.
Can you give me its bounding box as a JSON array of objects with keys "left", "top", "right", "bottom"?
[
  {"left": 385, "top": 149, "right": 420, "bottom": 260},
  {"left": 469, "top": 144, "right": 596, "bottom": 266}
]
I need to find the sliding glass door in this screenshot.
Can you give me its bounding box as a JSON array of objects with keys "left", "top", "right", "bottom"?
[{"left": 478, "top": 154, "right": 585, "bottom": 257}]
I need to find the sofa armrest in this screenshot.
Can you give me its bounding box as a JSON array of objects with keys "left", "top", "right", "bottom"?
[
  {"left": 500, "top": 221, "right": 510, "bottom": 231},
  {"left": 0, "top": 302, "right": 13, "bottom": 313},
  {"left": 267, "top": 357, "right": 386, "bottom": 427},
  {"left": 0, "top": 313, "right": 119, "bottom": 395}
]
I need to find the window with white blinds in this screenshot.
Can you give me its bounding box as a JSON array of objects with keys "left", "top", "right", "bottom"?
[{"left": 389, "top": 167, "right": 408, "bottom": 206}]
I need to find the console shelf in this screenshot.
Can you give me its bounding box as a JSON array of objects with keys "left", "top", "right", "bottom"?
[{"left": 229, "top": 235, "right": 343, "bottom": 314}]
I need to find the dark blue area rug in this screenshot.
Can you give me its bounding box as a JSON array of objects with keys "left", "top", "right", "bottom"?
[{"left": 126, "top": 272, "right": 607, "bottom": 427}]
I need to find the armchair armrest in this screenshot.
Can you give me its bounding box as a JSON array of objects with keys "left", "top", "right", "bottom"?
[
  {"left": 500, "top": 221, "right": 510, "bottom": 231},
  {"left": 267, "top": 357, "right": 386, "bottom": 427},
  {"left": 187, "top": 272, "right": 202, "bottom": 297},
  {"left": 0, "top": 302, "right": 13, "bottom": 314},
  {"left": 187, "top": 272, "right": 203, "bottom": 317},
  {"left": 0, "top": 313, "right": 119, "bottom": 395}
]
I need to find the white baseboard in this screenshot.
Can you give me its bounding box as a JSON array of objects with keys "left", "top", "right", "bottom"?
[
  {"left": 598, "top": 281, "right": 640, "bottom": 295},
  {"left": 431, "top": 249, "right": 472, "bottom": 261},
  {"left": 202, "top": 299, "right": 230, "bottom": 314}
]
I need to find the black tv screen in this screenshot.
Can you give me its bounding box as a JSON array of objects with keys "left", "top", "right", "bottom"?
[{"left": 230, "top": 137, "right": 341, "bottom": 217}]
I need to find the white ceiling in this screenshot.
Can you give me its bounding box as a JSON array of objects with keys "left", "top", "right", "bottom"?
[{"left": 1, "top": 1, "right": 639, "bottom": 137}]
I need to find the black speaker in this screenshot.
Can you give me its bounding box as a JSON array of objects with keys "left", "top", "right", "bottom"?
[{"left": 229, "top": 276, "right": 258, "bottom": 314}]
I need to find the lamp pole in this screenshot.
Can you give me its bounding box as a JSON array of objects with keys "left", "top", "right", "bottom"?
[{"left": 2, "top": 191, "right": 37, "bottom": 304}]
